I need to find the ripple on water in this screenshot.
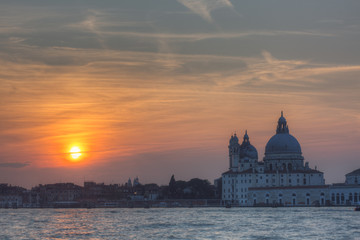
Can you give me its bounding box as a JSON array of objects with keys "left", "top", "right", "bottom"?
[{"left": 1, "top": 207, "right": 360, "bottom": 239}]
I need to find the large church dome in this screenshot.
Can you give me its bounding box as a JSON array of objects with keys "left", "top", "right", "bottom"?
[
  {"left": 265, "top": 112, "right": 302, "bottom": 155},
  {"left": 265, "top": 133, "right": 301, "bottom": 155}
]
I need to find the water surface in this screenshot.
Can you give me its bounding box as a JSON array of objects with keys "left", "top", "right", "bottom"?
[{"left": 1, "top": 207, "right": 359, "bottom": 239}]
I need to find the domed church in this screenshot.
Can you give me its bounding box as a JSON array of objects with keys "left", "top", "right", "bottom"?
[
  {"left": 221, "top": 112, "right": 327, "bottom": 206},
  {"left": 220, "top": 112, "right": 360, "bottom": 206}
]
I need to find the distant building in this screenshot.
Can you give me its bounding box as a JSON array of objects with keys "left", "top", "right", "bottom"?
[
  {"left": 345, "top": 169, "right": 360, "bottom": 185},
  {"left": 126, "top": 178, "right": 132, "bottom": 188},
  {"left": 220, "top": 112, "right": 360, "bottom": 206},
  {"left": 31, "top": 183, "right": 82, "bottom": 207},
  {"left": 0, "top": 184, "right": 25, "bottom": 208},
  {"left": 133, "top": 177, "right": 140, "bottom": 186}
]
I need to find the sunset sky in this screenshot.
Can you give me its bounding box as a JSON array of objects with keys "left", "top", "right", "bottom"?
[{"left": 1, "top": 0, "right": 359, "bottom": 188}]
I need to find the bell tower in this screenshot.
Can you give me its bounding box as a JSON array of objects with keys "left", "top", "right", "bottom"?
[{"left": 229, "top": 133, "right": 240, "bottom": 171}]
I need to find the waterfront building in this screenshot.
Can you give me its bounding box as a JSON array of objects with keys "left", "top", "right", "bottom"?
[
  {"left": 0, "top": 184, "right": 25, "bottom": 208},
  {"left": 31, "top": 183, "right": 82, "bottom": 207},
  {"left": 221, "top": 112, "right": 360, "bottom": 206}
]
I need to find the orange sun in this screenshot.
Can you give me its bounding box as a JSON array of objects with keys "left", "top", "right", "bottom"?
[{"left": 69, "top": 146, "right": 82, "bottom": 160}]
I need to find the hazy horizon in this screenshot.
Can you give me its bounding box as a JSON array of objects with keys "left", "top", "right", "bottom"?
[{"left": 1, "top": 0, "right": 359, "bottom": 189}]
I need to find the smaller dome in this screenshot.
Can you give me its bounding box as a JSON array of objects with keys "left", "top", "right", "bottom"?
[
  {"left": 241, "top": 144, "right": 258, "bottom": 160},
  {"left": 240, "top": 131, "right": 258, "bottom": 159}
]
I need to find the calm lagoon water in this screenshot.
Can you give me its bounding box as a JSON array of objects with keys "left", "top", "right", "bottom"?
[{"left": 1, "top": 207, "right": 359, "bottom": 239}]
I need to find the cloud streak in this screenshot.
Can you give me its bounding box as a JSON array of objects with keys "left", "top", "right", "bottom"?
[
  {"left": 177, "top": 0, "right": 234, "bottom": 22},
  {"left": 0, "top": 162, "right": 30, "bottom": 168}
]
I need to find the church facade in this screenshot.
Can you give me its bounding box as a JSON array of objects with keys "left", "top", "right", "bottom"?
[{"left": 220, "top": 112, "right": 360, "bottom": 206}]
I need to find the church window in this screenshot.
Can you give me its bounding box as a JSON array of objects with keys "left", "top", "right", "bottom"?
[{"left": 288, "top": 163, "right": 292, "bottom": 171}]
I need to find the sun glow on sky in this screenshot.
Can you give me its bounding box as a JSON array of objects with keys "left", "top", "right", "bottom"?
[{"left": 69, "top": 146, "right": 82, "bottom": 161}]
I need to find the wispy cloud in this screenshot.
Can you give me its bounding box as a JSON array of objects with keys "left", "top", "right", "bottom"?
[
  {"left": 0, "top": 162, "right": 30, "bottom": 168},
  {"left": 177, "top": 0, "right": 234, "bottom": 22},
  {"left": 96, "top": 30, "right": 332, "bottom": 42}
]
